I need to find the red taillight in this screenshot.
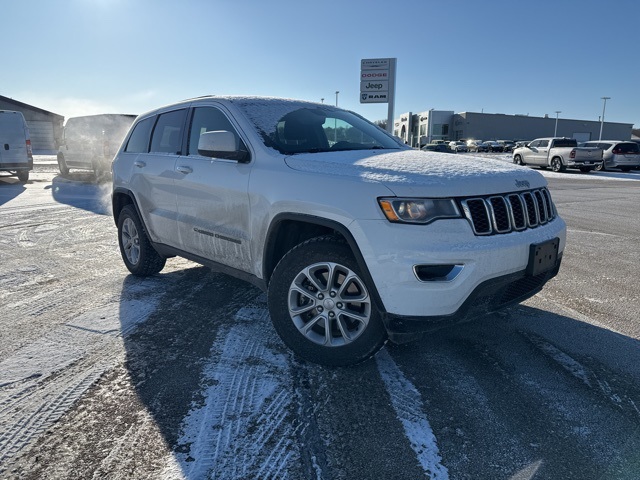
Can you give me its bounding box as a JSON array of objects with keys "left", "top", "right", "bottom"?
[
  {"left": 26, "top": 139, "right": 33, "bottom": 159},
  {"left": 570, "top": 149, "right": 576, "bottom": 159},
  {"left": 612, "top": 148, "right": 621, "bottom": 154}
]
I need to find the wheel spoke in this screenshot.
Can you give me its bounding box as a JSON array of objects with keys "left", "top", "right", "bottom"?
[{"left": 337, "top": 273, "right": 368, "bottom": 302}]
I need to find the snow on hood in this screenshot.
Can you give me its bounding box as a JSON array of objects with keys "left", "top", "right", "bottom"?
[{"left": 284, "top": 149, "right": 546, "bottom": 197}]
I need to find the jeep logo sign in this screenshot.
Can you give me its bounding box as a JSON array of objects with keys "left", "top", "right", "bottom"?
[{"left": 360, "top": 81, "right": 389, "bottom": 92}]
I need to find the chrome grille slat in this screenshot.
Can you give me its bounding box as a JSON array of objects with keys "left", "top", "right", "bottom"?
[{"left": 460, "top": 188, "right": 556, "bottom": 236}]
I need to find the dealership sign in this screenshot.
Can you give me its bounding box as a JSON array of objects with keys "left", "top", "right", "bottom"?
[{"left": 360, "top": 58, "right": 395, "bottom": 104}]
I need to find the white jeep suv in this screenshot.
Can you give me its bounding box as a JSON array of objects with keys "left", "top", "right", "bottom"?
[{"left": 112, "top": 96, "right": 566, "bottom": 366}]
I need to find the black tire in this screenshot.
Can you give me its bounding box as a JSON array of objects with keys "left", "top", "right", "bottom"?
[
  {"left": 550, "top": 157, "right": 565, "bottom": 172},
  {"left": 268, "top": 235, "right": 387, "bottom": 367},
  {"left": 117, "top": 204, "right": 166, "bottom": 276},
  {"left": 17, "top": 170, "right": 29, "bottom": 183},
  {"left": 594, "top": 161, "right": 605, "bottom": 172},
  {"left": 57, "top": 153, "right": 69, "bottom": 175},
  {"left": 513, "top": 155, "right": 524, "bottom": 166}
]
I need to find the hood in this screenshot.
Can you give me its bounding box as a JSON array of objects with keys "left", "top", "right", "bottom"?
[{"left": 284, "top": 149, "right": 546, "bottom": 197}]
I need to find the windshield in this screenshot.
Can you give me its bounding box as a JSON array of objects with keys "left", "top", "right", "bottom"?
[{"left": 231, "top": 98, "right": 403, "bottom": 155}]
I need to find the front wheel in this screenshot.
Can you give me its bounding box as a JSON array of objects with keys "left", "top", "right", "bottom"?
[
  {"left": 513, "top": 155, "right": 524, "bottom": 166},
  {"left": 268, "top": 236, "right": 387, "bottom": 366},
  {"left": 550, "top": 157, "right": 565, "bottom": 172},
  {"left": 57, "top": 153, "right": 69, "bottom": 175},
  {"left": 594, "top": 162, "right": 605, "bottom": 172},
  {"left": 117, "top": 205, "right": 166, "bottom": 276}
]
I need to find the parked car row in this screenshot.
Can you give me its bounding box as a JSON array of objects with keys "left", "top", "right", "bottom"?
[
  {"left": 512, "top": 138, "right": 640, "bottom": 173},
  {"left": 465, "top": 139, "right": 516, "bottom": 153}
]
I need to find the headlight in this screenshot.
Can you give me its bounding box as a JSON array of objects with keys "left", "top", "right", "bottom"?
[{"left": 378, "top": 198, "right": 461, "bottom": 224}]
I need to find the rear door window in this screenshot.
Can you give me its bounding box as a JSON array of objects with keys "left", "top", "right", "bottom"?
[{"left": 150, "top": 109, "right": 188, "bottom": 154}]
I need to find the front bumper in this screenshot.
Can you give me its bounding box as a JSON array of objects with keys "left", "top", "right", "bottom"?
[{"left": 351, "top": 215, "right": 566, "bottom": 334}]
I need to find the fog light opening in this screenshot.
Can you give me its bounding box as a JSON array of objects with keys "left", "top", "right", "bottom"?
[{"left": 414, "top": 264, "right": 464, "bottom": 282}]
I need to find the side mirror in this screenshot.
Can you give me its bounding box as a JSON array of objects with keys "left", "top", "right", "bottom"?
[{"left": 197, "top": 130, "right": 250, "bottom": 163}]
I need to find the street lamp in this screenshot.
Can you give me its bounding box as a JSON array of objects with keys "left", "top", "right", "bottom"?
[
  {"left": 554, "top": 111, "right": 561, "bottom": 136},
  {"left": 335, "top": 91, "right": 339, "bottom": 107},
  {"left": 320, "top": 98, "right": 324, "bottom": 104},
  {"left": 599, "top": 96, "right": 610, "bottom": 141}
]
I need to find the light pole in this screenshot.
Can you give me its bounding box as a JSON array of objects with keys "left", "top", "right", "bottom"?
[
  {"left": 320, "top": 98, "right": 324, "bottom": 104},
  {"left": 334, "top": 91, "right": 339, "bottom": 143},
  {"left": 599, "top": 96, "right": 610, "bottom": 141},
  {"left": 554, "top": 111, "right": 561, "bottom": 136}
]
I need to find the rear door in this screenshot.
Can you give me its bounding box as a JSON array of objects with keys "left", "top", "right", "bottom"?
[
  {"left": 0, "top": 111, "right": 29, "bottom": 167},
  {"left": 174, "top": 104, "right": 253, "bottom": 271},
  {"left": 127, "top": 109, "right": 187, "bottom": 247}
]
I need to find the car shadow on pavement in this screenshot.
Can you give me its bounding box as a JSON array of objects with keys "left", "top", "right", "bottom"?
[
  {"left": 0, "top": 177, "right": 27, "bottom": 206},
  {"left": 46, "top": 174, "right": 112, "bottom": 215},
  {"left": 386, "top": 304, "right": 640, "bottom": 479},
  {"left": 117, "top": 266, "right": 269, "bottom": 476}
]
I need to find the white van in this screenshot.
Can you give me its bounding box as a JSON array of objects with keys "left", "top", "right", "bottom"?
[
  {"left": 0, "top": 110, "right": 33, "bottom": 183},
  {"left": 57, "top": 114, "right": 136, "bottom": 176}
]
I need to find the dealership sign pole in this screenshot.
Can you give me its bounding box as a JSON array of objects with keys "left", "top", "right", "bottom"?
[{"left": 360, "top": 58, "right": 397, "bottom": 134}]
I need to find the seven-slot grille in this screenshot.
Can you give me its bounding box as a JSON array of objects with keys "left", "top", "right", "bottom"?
[{"left": 460, "top": 188, "right": 556, "bottom": 236}]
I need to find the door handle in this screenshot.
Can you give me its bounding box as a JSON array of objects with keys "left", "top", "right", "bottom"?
[
  {"left": 176, "top": 166, "right": 193, "bottom": 174},
  {"left": 134, "top": 160, "right": 146, "bottom": 168}
]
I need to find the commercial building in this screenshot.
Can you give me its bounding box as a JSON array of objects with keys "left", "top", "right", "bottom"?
[
  {"left": 395, "top": 110, "right": 634, "bottom": 148},
  {"left": 0, "top": 95, "right": 64, "bottom": 154}
]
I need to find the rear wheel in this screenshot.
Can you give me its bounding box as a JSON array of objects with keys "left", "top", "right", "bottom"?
[
  {"left": 117, "top": 205, "right": 166, "bottom": 276},
  {"left": 594, "top": 162, "right": 605, "bottom": 172},
  {"left": 550, "top": 157, "right": 565, "bottom": 172},
  {"left": 268, "top": 236, "right": 387, "bottom": 366},
  {"left": 17, "top": 170, "right": 29, "bottom": 183}
]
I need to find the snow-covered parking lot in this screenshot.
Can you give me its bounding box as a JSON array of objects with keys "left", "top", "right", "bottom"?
[{"left": 1, "top": 158, "right": 640, "bottom": 479}]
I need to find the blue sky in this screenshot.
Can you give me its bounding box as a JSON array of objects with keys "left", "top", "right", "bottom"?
[{"left": 3, "top": 0, "right": 639, "bottom": 127}]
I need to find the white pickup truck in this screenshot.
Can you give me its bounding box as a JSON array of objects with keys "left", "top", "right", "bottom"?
[{"left": 512, "top": 137, "right": 602, "bottom": 173}]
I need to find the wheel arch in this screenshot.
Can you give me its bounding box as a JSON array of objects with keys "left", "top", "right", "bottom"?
[
  {"left": 112, "top": 187, "right": 140, "bottom": 227},
  {"left": 263, "top": 213, "right": 386, "bottom": 312}
]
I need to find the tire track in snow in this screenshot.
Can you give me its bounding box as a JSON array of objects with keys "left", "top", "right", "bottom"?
[
  {"left": 0, "top": 298, "right": 161, "bottom": 471},
  {"left": 162, "top": 304, "right": 312, "bottom": 480},
  {"left": 376, "top": 348, "right": 449, "bottom": 479}
]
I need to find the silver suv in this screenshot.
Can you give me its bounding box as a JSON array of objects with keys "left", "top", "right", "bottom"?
[
  {"left": 112, "top": 96, "right": 566, "bottom": 366},
  {"left": 582, "top": 140, "right": 640, "bottom": 172}
]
